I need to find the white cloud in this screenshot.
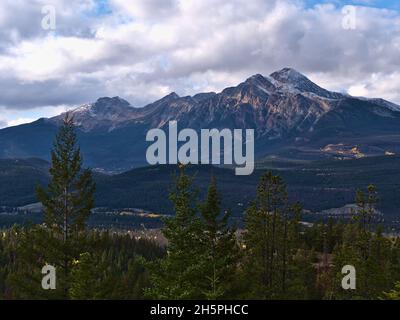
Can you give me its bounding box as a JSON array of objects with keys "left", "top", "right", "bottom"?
[
  {"left": 348, "top": 72, "right": 400, "bottom": 102},
  {"left": 0, "top": 104, "right": 67, "bottom": 128},
  {"left": 7, "top": 118, "right": 37, "bottom": 127},
  {"left": 109, "top": 0, "right": 178, "bottom": 20},
  {"left": 0, "top": 0, "right": 399, "bottom": 127}
]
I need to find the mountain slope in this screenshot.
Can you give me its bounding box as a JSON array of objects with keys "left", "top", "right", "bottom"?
[
  {"left": 0, "top": 68, "right": 399, "bottom": 171},
  {"left": 0, "top": 158, "right": 49, "bottom": 206}
]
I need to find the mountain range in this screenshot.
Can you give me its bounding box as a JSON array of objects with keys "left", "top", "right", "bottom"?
[{"left": 1, "top": 67, "right": 400, "bottom": 172}]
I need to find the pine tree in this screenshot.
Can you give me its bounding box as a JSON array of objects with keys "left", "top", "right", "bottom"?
[
  {"left": 198, "top": 176, "right": 239, "bottom": 299},
  {"left": 287, "top": 248, "right": 318, "bottom": 299},
  {"left": 146, "top": 166, "right": 204, "bottom": 299},
  {"left": 280, "top": 202, "right": 302, "bottom": 295},
  {"left": 329, "top": 185, "right": 396, "bottom": 299},
  {"left": 354, "top": 184, "right": 378, "bottom": 234},
  {"left": 69, "top": 252, "right": 98, "bottom": 299},
  {"left": 36, "top": 114, "right": 95, "bottom": 297},
  {"left": 5, "top": 223, "right": 77, "bottom": 299},
  {"left": 243, "top": 171, "right": 290, "bottom": 298},
  {"left": 328, "top": 223, "right": 362, "bottom": 299}
]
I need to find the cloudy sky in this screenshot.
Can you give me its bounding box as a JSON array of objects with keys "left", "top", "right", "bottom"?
[{"left": 0, "top": 0, "right": 399, "bottom": 128}]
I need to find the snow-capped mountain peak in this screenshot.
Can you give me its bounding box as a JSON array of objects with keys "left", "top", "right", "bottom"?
[
  {"left": 52, "top": 96, "right": 137, "bottom": 132},
  {"left": 270, "top": 67, "right": 306, "bottom": 83}
]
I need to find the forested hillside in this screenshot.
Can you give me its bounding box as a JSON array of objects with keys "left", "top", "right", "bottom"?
[{"left": 1, "top": 115, "right": 400, "bottom": 300}]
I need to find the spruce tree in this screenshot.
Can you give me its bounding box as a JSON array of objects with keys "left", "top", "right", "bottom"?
[
  {"left": 8, "top": 225, "right": 67, "bottom": 299},
  {"left": 69, "top": 252, "right": 98, "bottom": 299},
  {"left": 36, "top": 114, "right": 95, "bottom": 297},
  {"left": 198, "top": 176, "right": 239, "bottom": 299},
  {"left": 280, "top": 202, "right": 302, "bottom": 295},
  {"left": 329, "top": 185, "right": 395, "bottom": 299},
  {"left": 146, "top": 166, "right": 203, "bottom": 299},
  {"left": 243, "top": 171, "right": 289, "bottom": 298},
  {"left": 354, "top": 184, "right": 378, "bottom": 234}
]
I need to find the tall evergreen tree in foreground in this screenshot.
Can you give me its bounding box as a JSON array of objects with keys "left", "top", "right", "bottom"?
[
  {"left": 243, "top": 171, "right": 307, "bottom": 299},
  {"left": 198, "top": 176, "right": 239, "bottom": 299},
  {"left": 243, "top": 172, "right": 287, "bottom": 298},
  {"left": 146, "top": 166, "right": 204, "bottom": 299},
  {"left": 35, "top": 114, "right": 96, "bottom": 296},
  {"left": 37, "top": 114, "right": 95, "bottom": 234},
  {"left": 329, "top": 185, "right": 395, "bottom": 299}
]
